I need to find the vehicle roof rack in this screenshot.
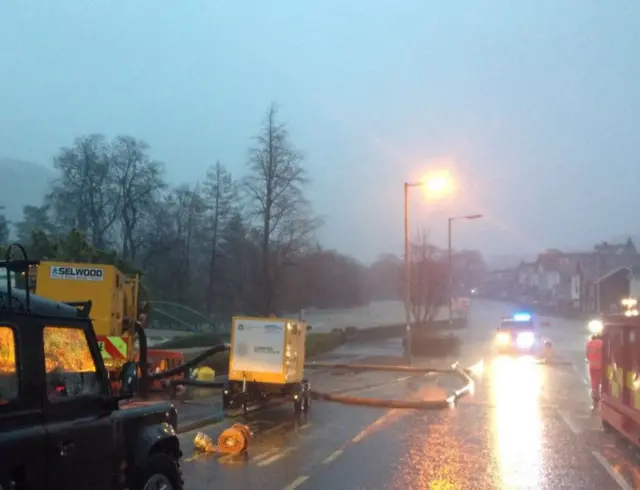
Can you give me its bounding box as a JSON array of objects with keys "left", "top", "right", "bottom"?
[{"left": 0, "top": 243, "right": 39, "bottom": 313}]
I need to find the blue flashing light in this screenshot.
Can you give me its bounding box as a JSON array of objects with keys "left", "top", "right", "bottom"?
[{"left": 512, "top": 312, "right": 532, "bottom": 322}]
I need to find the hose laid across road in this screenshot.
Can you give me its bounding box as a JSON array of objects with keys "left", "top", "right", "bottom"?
[
  {"left": 140, "top": 337, "right": 476, "bottom": 411},
  {"left": 304, "top": 361, "right": 475, "bottom": 410}
]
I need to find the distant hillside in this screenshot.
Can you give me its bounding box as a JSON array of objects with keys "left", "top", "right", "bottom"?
[{"left": 0, "top": 158, "right": 54, "bottom": 227}]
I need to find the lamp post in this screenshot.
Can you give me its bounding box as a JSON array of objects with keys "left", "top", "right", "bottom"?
[
  {"left": 404, "top": 182, "right": 421, "bottom": 365},
  {"left": 447, "top": 214, "right": 483, "bottom": 323},
  {"left": 403, "top": 172, "right": 453, "bottom": 364}
]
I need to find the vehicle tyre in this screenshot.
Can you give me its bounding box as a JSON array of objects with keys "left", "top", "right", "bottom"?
[
  {"left": 134, "top": 453, "right": 183, "bottom": 490},
  {"left": 242, "top": 401, "right": 249, "bottom": 419}
]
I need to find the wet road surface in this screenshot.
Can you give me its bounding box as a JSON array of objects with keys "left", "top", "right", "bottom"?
[{"left": 177, "top": 301, "right": 640, "bottom": 489}]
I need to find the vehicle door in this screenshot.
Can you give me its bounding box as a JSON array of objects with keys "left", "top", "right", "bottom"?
[
  {"left": 43, "top": 324, "right": 117, "bottom": 490},
  {"left": 0, "top": 322, "right": 47, "bottom": 490}
]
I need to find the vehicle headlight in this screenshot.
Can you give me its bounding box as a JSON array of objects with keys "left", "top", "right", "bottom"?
[
  {"left": 496, "top": 332, "right": 511, "bottom": 345},
  {"left": 516, "top": 332, "right": 535, "bottom": 348},
  {"left": 588, "top": 319, "right": 603, "bottom": 334}
]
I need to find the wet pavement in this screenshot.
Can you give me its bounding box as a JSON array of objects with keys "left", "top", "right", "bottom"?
[{"left": 176, "top": 301, "right": 640, "bottom": 489}]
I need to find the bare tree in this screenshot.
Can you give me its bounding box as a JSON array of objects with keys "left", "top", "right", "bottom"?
[
  {"left": 409, "top": 229, "right": 447, "bottom": 324},
  {"left": 202, "top": 162, "right": 236, "bottom": 314},
  {"left": 244, "top": 103, "right": 317, "bottom": 314},
  {"left": 21, "top": 125, "right": 435, "bottom": 322},
  {"left": 47, "top": 134, "right": 118, "bottom": 248},
  {"left": 111, "top": 135, "right": 165, "bottom": 261},
  {"left": 0, "top": 205, "right": 9, "bottom": 244}
]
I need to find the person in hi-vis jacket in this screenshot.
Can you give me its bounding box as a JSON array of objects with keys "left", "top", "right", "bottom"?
[{"left": 586, "top": 333, "right": 604, "bottom": 402}]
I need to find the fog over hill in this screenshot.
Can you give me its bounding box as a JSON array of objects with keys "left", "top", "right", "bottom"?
[{"left": 0, "top": 158, "right": 53, "bottom": 226}]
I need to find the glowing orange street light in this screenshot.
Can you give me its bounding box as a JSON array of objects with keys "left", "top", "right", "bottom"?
[{"left": 418, "top": 170, "right": 455, "bottom": 198}]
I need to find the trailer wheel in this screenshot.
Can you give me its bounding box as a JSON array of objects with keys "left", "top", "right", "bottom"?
[
  {"left": 303, "top": 394, "right": 311, "bottom": 412},
  {"left": 242, "top": 401, "right": 249, "bottom": 418},
  {"left": 301, "top": 380, "right": 311, "bottom": 413}
]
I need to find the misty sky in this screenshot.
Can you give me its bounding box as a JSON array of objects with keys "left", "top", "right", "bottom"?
[{"left": 1, "top": 1, "right": 639, "bottom": 263}]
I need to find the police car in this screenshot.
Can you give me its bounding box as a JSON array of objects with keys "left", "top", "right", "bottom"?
[{"left": 495, "top": 312, "right": 539, "bottom": 354}]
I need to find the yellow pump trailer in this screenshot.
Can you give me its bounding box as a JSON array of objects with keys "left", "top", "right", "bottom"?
[{"left": 223, "top": 316, "right": 311, "bottom": 414}]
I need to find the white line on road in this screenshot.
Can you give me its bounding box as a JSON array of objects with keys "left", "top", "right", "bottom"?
[
  {"left": 262, "top": 422, "right": 289, "bottom": 435},
  {"left": 283, "top": 476, "right": 309, "bottom": 490},
  {"left": 591, "top": 450, "right": 633, "bottom": 490},
  {"left": 257, "top": 447, "right": 294, "bottom": 467},
  {"left": 322, "top": 448, "right": 344, "bottom": 464},
  {"left": 558, "top": 410, "right": 581, "bottom": 434},
  {"left": 341, "top": 374, "right": 425, "bottom": 397},
  {"left": 251, "top": 447, "right": 281, "bottom": 462}
]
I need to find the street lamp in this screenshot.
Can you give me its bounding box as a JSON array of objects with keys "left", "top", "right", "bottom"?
[
  {"left": 404, "top": 172, "right": 453, "bottom": 365},
  {"left": 448, "top": 214, "right": 483, "bottom": 323}
]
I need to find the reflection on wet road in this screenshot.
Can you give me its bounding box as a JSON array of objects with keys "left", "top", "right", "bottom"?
[
  {"left": 178, "top": 302, "right": 640, "bottom": 489},
  {"left": 492, "top": 356, "right": 543, "bottom": 489}
]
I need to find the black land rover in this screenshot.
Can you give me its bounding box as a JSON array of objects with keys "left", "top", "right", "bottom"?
[{"left": 0, "top": 258, "right": 183, "bottom": 490}]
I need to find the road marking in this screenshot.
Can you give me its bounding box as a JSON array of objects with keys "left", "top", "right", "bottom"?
[
  {"left": 351, "top": 409, "right": 399, "bottom": 443},
  {"left": 262, "top": 422, "right": 289, "bottom": 435},
  {"left": 592, "top": 451, "right": 633, "bottom": 490},
  {"left": 251, "top": 447, "right": 281, "bottom": 462},
  {"left": 284, "top": 476, "right": 309, "bottom": 490},
  {"left": 342, "top": 374, "right": 422, "bottom": 396},
  {"left": 322, "top": 449, "right": 343, "bottom": 464},
  {"left": 257, "top": 447, "right": 293, "bottom": 467},
  {"left": 558, "top": 409, "right": 581, "bottom": 434},
  {"left": 182, "top": 452, "right": 208, "bottom": 463}
]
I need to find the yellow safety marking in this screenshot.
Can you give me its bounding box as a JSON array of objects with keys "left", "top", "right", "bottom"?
[
  {"left": 107, "top": 336, "right": 128, "bottom": 359},
  {"left": 625, "top": 371, "right": 640, "bottom": 409},
  {"left": 608, "top": 364, "right": 623, "bottom": 399}
]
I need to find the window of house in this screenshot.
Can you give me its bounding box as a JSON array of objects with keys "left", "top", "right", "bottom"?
[
  {"left": 43, "top": 326, "right": 100, "bottom": 401},
  {"left": 0, "top": 326, "right": 18, "bottom": 404}
]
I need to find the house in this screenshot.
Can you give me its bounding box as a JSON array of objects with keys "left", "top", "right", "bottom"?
[
  {"left": 594, "top": 266, "right": 635, "bottom": 313},
  {"left": 570, "top": 260, "right": 584, "bottom": 309},
  {"left": 534, "top": 250, "right": 578, "bottom": 307},
  {"left": 629, "top": 266, "right": 640, "bottom": 299},
  {"left": 481, "top": 268, "right": 517, "bottom": 299},
  {"left": 574, "top": 239, "right": 640, "bottom": 313},
  {"left": 515, "top": 261, "right": 538, "bottom": 299},
  {"left": 589, "top": 265, "right": 640, "bottom": 313}
]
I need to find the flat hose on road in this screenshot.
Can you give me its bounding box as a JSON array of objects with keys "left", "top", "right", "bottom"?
[{"left": 305, "top": 361, "right": 475, "bottom": 410}]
